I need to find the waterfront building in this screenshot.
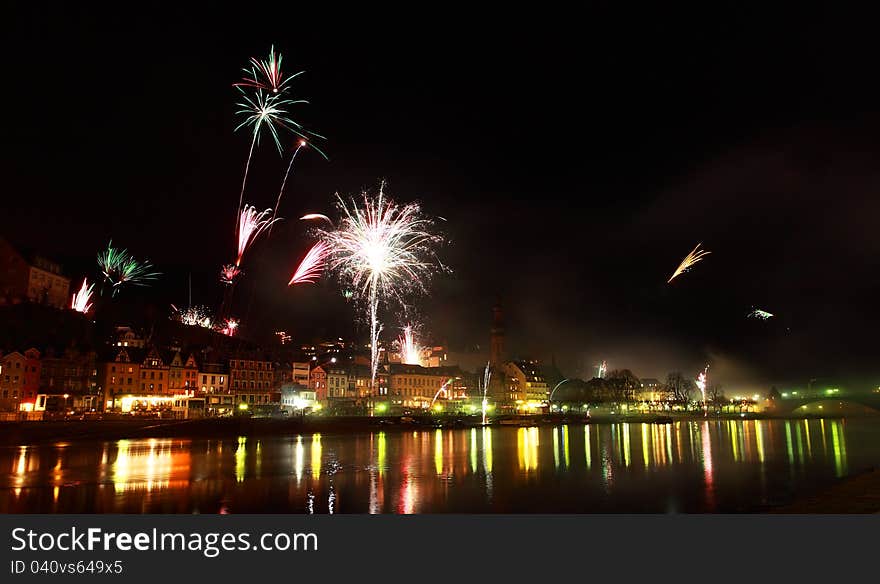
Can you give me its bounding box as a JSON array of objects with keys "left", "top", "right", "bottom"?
[
  {"left": 279, "top": 383, "right": 317, "bottom": 413},
  {"left": 635, "top": 377, "right": 669, "bottom": 401},
  {"left": 387, "top": 363, "right": 456, "bottom": 409},
  {"left": 292, "top": 361, "right": 311, "bottom": 386},
  {"left": 229, "top": 355, "right": 278, "bottom": 412},
  {"left": 199, "top": 362, "right": 231, "bottom": 415},
  {"left": 502, "top": 360, "right": 550, "bottom": 413},
  {"left": 98, "top": 347, "right": 142, "bottom": 411},
  {"left": 309, "top": 364, "right": 328, "bottom": 402},
  {"left": 40, "top": 346, "right": 98, "bottom": 411},
  {"left": 168, "top": 350, "right": 199, "bottom": 393},
  {"left": 0, "top": 348, "right": 41, "bottom": 412}
]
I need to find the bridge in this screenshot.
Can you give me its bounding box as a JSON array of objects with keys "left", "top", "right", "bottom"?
[{"left": 771, "top": 394, "right": 880, "bottom": 415}]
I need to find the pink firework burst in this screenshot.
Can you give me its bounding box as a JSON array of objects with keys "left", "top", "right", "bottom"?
[
  {"left": 220, "top": 264, "right": 242, "bottom": 285},
  {"left": 236, "top": 205, "right": 280, "bottom": 267},
  {"left": 288, "top": 241, "right": 328, "bottom": 285},
  {"left": 219, "top": 318, "right": 240, "bottom": 337}
]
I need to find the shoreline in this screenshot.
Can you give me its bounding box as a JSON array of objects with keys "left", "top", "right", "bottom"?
[{"left": 1, "top": 412, "right": 876, "bottom": 447}]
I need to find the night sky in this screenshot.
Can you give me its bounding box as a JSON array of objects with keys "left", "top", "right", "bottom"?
[{"left": 5, "top": 7, "right": 880, "bottom": 390}]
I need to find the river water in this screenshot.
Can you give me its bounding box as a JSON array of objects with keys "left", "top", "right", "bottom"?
[{"left": 2, "top": 418, "right": 878, "bottom": 513}]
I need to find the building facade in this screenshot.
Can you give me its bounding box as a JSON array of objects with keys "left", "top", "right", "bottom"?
[
  {"left": 502, "top": 360, "right": 550, "bottom": 413},
  {"left": 0, "top": 238, "right": 70, "bottom": 309},
  {"left": 0, "top": 349, "right": 41, "bottom": 411}
]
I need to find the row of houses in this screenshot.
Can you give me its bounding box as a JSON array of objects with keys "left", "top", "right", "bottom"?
[{"left": 2, "top": 340, "right": 563, "bottom": 416}]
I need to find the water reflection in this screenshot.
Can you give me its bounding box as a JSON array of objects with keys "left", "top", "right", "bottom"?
[{"left": 0, "top": 418, "right": 869, "bottom": 513}]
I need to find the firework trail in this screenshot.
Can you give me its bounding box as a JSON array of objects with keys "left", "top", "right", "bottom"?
[
  {"left": 218, "top": 317, "right": 239, "bottom": 336},
  {"left": 696, "top": 365, "right": 709, "bottom": 416},
  {"left": 97, "top": 242, "right": 160, "bottom": 297},
  {"left": 171, "top": 304, "right": 214, "bottom": 329},
  {"left": 748, "top": 308, "right": 774, "bottom": 320},
  {"left": 430, "top": 378, "right": 453, "bottom": 409},
  {"left": 234, "top": 89, "right": 308, "bottom": 213},
  {"left": 269, "top": 140, "right": 306, "bottom": 231},
  {"left": 300, "top": 213, "right": 334, "bottom": 226},
  {"left": 70, "top": 278, "right": 94, "bottom": 314},
  {"left": 667, "top": 243, "right": 711, "bottom": 284},
  {"left": 318, "top": 182, "right": 444, "bottom": 385},
  {"left": 236, "top": 205, "right": 280, "bottom": 267},
  {"left": 288, "top": 241, "right": 328, "bottom": 285},
  {"left": 398, "top": 325, "right": 422, "bottom": 365},
  {"left": 481, "top": 362, "right": 492, "bottom": 425},
  {"left": 597, "top": 360, "right": 607, "bottom": 379}
]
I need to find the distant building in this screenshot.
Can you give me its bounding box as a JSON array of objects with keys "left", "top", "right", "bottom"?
[
  {"left": 199, "top": 362, "right": 231, "bottom": 415},
  {"left": 98, "top": 347, "right": 142, "bottom": 411},
  {"left": 309, "top": 364, "right": 328, "bottom": 402},
  {"left": 138, "top": 346, "right": 170, "bottom": 396},
  {"left": 199, "top": 362, "right": 229, "bottom": 394},
  {"left": 279, "top": 383, "right": 317, "bottom": 412},
  {"left": 0, "top": 238, "right": 71, "bottom": 309},
  {"left": 387, "top": 363, "right": 458, "bottom": 409},
  {"left": 502, "top": 360, "right": 550, "bottom": 413},
  {"left": 168, "top": 350, "right": 199, "bottom": 394},
  {"left": 0, "top": 348, "right": 41, "bottom": 411},
  {"left": 635, "top": 378, "right": 669, "bottom": 401},
  {"left": 292, "top": 361, "right": 311, "bottom": 386},
  {"left": 113, "top": 326, "right": 145, "bottom": 349},
  {"left": 40, "top": 346, "right": 98, "bottom": 411},
  {"left": 229, "top": 356, "right": 278, "bottom": 410}
]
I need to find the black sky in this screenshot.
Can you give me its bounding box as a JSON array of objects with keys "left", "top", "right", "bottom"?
[{"left": 4, "top": 7, "right": 880, "bottom": 391}]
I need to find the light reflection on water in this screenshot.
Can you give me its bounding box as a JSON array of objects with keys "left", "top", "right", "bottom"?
[{"left": 0, "top": 418, "right": 870, "bottom": 513}]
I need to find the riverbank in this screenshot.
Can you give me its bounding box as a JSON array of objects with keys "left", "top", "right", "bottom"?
[{"left": 1, "top": 411, "right": 876, "bottom": 446}]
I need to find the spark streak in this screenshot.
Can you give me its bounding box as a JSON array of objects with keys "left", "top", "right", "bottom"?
[
  {"left": 236, "top": 205, "right": 280, "bottom": 267},
  {"left": 748, "top": 308, "right": 774, "bottom": 320},
  {"left": 398, "top": 325, "right": 422, "bottom": 365},
  {"left": 70, "top": 278, "right": 94, "bottom": 314},
  {"left": 288, "top": 241, "right": 328, "bottom": 285},
  {"left": 300, "top": 213, "right": 334, "bottom": 226},
  {"left": 667, "top": 243, "right": 711, "bottom": 284},
  {"left": 696, "top": 366, "right": 709, "bottom": 417}
]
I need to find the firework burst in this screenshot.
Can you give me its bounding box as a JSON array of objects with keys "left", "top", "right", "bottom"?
[
  {"left": 288, "top": 241, "right": 328, "bottom": 285},
  {"left": 236, "top": 205, "right": 280, "bottom": 267},
  {"left": 748, "top": 308, "right": 774, "bottom": 320},
  {"left": 398, "top": 325, "right": 422, "bottom": 365},
  {"left": 696, "top": 365, "right": 709, "bottom": 416},
  {"left": 667, "top": 243, "right": 711, "bottom": 284},
  {"left": 318, "top": 183, "right": 444, "bottom": 384},
  {"left": 218, "top": 317, "right": 239, "bottom": 336},
  {"left": 70, "top": 278, "right": 94, "bottom": 314},
  {"left": 233, "top": 45, "right": 303, "bottom": 95},
  {"left": 97, "top": 242, "right": 160, "bottom": 296},
  {"left": 220, "top": 264, "right": 242, "bottom": 285},
  {"left": 171, "top": 305, "right": 214, "bottom": 329}
]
